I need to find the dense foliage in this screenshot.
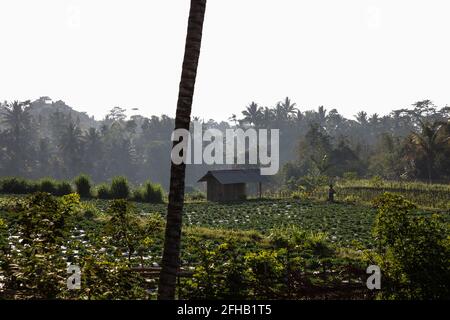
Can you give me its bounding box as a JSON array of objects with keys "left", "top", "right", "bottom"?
[
  {"left": 368, "top": 193, "right": 450, "bottom": 299},
  {"left": 0, "top": 192, "right": 448, "bottom": 299},
  {"left": 1, "top": 98, "right": 449, "bottom": 191}
]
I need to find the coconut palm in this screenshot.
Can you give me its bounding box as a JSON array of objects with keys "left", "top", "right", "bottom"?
[
  {"left": 158, "top": 0, "right": 207, "bottom": 300},
  {"left": 241, "top": 101, "right": 263, "bottom": 127},
  {"left": 1, "top": 100, "right": 33, "bottom": 175},
  {"left": 279, "top": 97, "right": 298, "bottom": 118}
]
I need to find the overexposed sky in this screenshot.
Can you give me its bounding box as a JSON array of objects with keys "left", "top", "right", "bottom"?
[{"left": 1, "top": 0, "right": 449, "bottom": 121}]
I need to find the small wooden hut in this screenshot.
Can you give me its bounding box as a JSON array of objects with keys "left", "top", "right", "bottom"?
[{"left": 198, "top": 168, "right": 268, "bottom": 202}]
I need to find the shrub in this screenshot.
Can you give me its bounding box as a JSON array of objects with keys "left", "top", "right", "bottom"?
[
  {"left": 1, "top": 192, "right": 80, "bottom": 299},
  {"left": 110, "top": 176, "right": 130, "bottom": 199},
  {"left": 55, "top": 181, "right": 73, "bottom": 196},
  {"left": 74, "top": 174, "right": 92, "bottom": 198},
  {"left": 244, "top": 249, "right": 286, "bottom": 298},
  {"left": 371, "top": 193, "right": 450, "bottom": 299},
  {"left": 0, "top": 177, "right": 36, "bottom": 194},
  {"left": 38, "top": 178, "right": 58, "bottom": 194},
  {"left": 96, "top": 183, "right": 111, "bottom": 199},
  {"left": 181, "top": 240, "right": 249, "bottom": 299},
  {"left": 142, "top": 181, "right": 164, "bottom": 203}
]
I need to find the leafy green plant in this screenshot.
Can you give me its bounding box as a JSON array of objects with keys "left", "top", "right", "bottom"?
[
  {"left": 370, "top": 193, "right": 450, "bottom": 299},
  {"left": 104, "top": 200, "right": 163, "bottom": 264},
  {"left": 2, "top": 193, "right": 80, "bottom": 298},
  {"left": 244, "top": 249, "right": 286, "bottom": 299},
  {"left": 181, "top": 240, "right": 249, "bottom": 299}
]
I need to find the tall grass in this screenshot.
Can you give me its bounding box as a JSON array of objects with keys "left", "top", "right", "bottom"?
[
  {"left": 142, "top": 181, "right": 164, "bottom": 203},
  {"left": 74, "top": 174, "right": 92, "bottom": 198},
  {"left": 0, "top": 177, "right": 37, "bottom": 194},
  {"left": 132, "top": 181, "right": 165, "bottom": 203},
  {"left": 110, "top": 176, "right": 130, "bottom": 199},
  {"left": 0, "top": 175, "right": 167, "bottom": 203}
]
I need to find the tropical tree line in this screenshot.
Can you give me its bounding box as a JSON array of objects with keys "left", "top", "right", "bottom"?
[{"left": 1, "top": 98, "right": 449, "bottom": 190}]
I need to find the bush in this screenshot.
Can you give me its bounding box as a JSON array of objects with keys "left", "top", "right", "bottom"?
[
  {"left": 96, "top": 183, "right": 111, "bottom": 199},
  {"left": 181, "top": 241, "right": 249, "bottom": 299},
  {"left": 55, "top": 181, "right": 73, "bottom": 196},
  {"left": 0, "top": 177, "right": 37, "bottom": 194},
  {"left": 74, "top": 174, "right": 92, "bottom": 198},
  {"left": 142, "top": 181, "right": 164, "bottom": 203},
  {"left": 38, "top": 178, "right": 58, "bottom": 194},
  {"left": 0, "top": 192, "right": 84, "bottom": 299},
  {"left": 110, "top": 177, "right": 130, "bottom": 199},
  {"left": 370, "top": 193, "right": 450, "bottom": 299}
]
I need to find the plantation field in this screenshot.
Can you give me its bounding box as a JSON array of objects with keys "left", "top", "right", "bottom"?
[
  {"left": 1, "top": 192, "right": 449, "bottom": 299},
  {"left": 48, "top": 197, "right": 449, "bottom": 248},
  {"left": 140, "top": 200, "right": 377, "bottom": 247},
  {"left": 2, "top": 194, "right": 448, "bottom": 249}
]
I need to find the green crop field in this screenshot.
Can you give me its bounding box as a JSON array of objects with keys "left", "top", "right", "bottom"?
[
  {"left": 131, "top": 200, "right": 378, "bottom": 247},
  {"left": 4, "top": 193, "right": 446, "bottom": 249},
  {"left": 1, "top": 191, "right": 449, "bottom": 299}
]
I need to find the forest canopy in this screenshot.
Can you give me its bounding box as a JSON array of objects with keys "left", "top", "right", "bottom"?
[{"left": 1, "top": 97, "right": 449, "bottom": 190}]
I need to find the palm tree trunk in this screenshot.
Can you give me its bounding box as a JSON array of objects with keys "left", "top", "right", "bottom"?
[{"left": 157, "top": 0, "right": 207, "bottom": 300}]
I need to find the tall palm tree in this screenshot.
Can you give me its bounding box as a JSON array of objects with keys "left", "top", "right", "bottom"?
[
  {"left": 158, "top": 0, "right": 207, "bottom": 300},
  {"left": 1, "top": 100, "right": 32, "bottom": 137},
  {"left": 242, "top": 101, "right": 262, "bottom": 127},
  {"left": 279, "top": 97, "right": 297, "bottom": 118},
  {"left": 1, "top": 100, "right": 33, "bottom": 174}
]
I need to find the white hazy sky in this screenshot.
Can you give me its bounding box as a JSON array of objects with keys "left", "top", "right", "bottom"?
[{"left": 1, "top": 0, "right": 449, "bottom": 121}]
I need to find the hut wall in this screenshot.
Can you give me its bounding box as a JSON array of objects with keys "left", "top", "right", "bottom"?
[
  {"left": 223, "top": 183, "right": 246, "bottom": 201},
  {"left": 206, "top": 178, "right": 246, "bottom": 202}
]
